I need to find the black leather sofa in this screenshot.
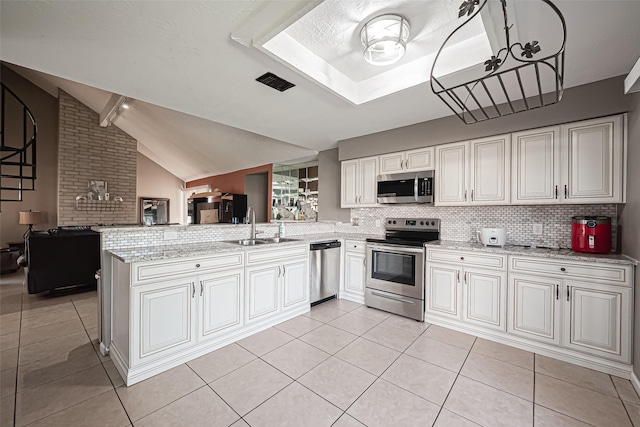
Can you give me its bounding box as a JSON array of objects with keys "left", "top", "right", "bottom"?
[{"left": 25, "top": 229, "right": 100, "bottom": 294}]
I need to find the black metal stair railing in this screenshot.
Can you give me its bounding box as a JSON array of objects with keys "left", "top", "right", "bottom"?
[{"left": 1, "top": 82, "right": 37, "bottom": 205}]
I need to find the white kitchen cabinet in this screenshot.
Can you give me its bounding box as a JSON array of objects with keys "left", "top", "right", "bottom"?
[
  {"left": 282, "top": 258, "right": 308, "bottom": 308},
  {"left": 508, "top": 273, "right": 561, "bottom": 345},
  {"left": 435, "top": 135, "right": 510, "bottom": 206},
  {"left": 132, "top": 278, "right": 196, "bottom": 366},
  {"left": 426, "top": 249, "right": 507, "bottom": 331},
  {"left": 342, "top": 239, "right": 366, "bottom": 303},
  {"left": 508, "top": 255, "right": 633, "bottom": 363},
  {"left": 512, "top": 115, "right": 625, "bottom": 204},
  {"left": 109, "top": 246, "right": 309, "bottom": 386},
  {"left": 246, "top": 247, "right": 309, "bottom": 324},
  {"left": 562, "top": 115, "right": 625, "bottom": 203},
  {"left": 435, "top": 142, "right": 468, "bottom": 205},
  {"left": 199, "top": 269, "right": 244, "bottom": 342},
  {"left": 511, "top": 126, "right": 561, "bottom": 204},
  {"left": 463, "top": 267, "right": 507, "bottom": 329},
  {"left": 341, "top": 156, "right": 379, "bottom": 207},
  {"left": 246, "top": 264, "right": 280, "bottom": 323},
  {"left": 426, "top": 264, "right": 460, "bottom": 319},
  {"left": 379, "top": 147, "right": 435, "bottom": 174},
  {"left": 564, "top": 281, "right": 631, "bottom": 361}
]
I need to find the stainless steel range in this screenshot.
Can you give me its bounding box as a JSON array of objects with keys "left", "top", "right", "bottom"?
[{"left": 365, "top": 218, "right": 440, "bottom": 321}]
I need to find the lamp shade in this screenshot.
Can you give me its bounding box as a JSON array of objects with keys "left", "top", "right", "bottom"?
[{"left": 19, "top": 211, "right": 43, "bottom": 225}]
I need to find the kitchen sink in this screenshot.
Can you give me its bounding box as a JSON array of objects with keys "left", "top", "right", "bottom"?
[
  {"left": 259, "top": 237, "right": 301, "bottom": 243},
  {"left": 224, "top": 237, "right": 301, "bottom": 245},
  {"left": 226, "top": 239, "right": 268, "bottom": 246}
]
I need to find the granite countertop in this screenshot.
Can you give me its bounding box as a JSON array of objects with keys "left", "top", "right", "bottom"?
[
  {"left": 107, "top": 232, "right": 383, "bottom": 263},
  {"left": 426, "top": 241, "right": 637, "bottom": 266}
]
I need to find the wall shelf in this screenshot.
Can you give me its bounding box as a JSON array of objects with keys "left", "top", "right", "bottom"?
[{"left": 76, "top": 199, "right": 123, "bottom": 211}]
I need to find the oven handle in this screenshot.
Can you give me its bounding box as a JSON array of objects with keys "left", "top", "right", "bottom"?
[
  {"left": 366, "top": 244, "right": 425, "bottom": 255},
  {"left": 371, "top": 291, "right": 416, "bottom": 305}
]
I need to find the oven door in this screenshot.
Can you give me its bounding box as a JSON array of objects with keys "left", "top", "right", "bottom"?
[{"left": 365, "top": 244, "right": 425, "bottom": 300}]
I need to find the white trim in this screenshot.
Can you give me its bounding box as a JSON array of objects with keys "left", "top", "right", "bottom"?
[
  {"left": 339, "top": 291, "right": 365, "bottom": 305},
  {"left": 631, "top": 370, "right": 640, "bottom": 395}
]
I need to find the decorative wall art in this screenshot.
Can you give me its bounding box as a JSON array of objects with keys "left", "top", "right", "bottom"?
[{"left": 88, "top": 180, "right": 108, "bottom": 200}]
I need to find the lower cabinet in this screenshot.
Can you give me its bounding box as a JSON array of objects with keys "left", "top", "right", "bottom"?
[
  {"left": 199, "top": 269, "right": 244, "bottom": 343},
  {"left": 110, "top": 245, "right": 310, "bottom": 386},
  {"left": 426, "top": 249, "right": 507, "bottom": 331},
  {"left": 507, "top": 257, "right": 633, "bottom": 363},
  {"left": 132, "top": 278, "right": 196, "bottom": 367},
  {"left": 508, "top": 273, "right": 561, "bottom": 345},
  {"left": 342, "top": 240, "right": 366, "bottom": 302},
  {"left": 246, "top": 253, "right": 309, "bottom": 324}
]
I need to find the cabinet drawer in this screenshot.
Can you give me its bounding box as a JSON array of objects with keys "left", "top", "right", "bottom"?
[
  {"left": 345, "top": 240, "right": 365, "bottom": 252},
  {"left": 246, "top": 244, "right": 308, "bottom": 265},
  {"left": 135, "top": 252, "right": 244, "bottom": 284},
  {"left": 427, "top": 249, "right": 506, "bottom": 270},
  {"left": 509, "top": 256, "right": 632, "bottom": 285}
]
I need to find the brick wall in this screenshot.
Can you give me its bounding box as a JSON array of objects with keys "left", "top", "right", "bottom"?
[{"left": 58, "top": 90, "right": 137, "bottom": 225}]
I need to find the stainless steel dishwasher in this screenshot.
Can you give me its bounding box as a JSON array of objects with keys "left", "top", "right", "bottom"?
[{"left": 309, "top": 240, "right": 341, "bottom": 305}]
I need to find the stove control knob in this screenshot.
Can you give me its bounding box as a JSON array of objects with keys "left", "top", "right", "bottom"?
[
  {"left": 388, "top": 220, "right": 392, "bottom": 224},
  {"left": 431, "top": 221, "right": 435, "bottom": 226},
  {"left": 393, "top": 220, "right": 397, "bottom": 224},
  {"left": 420, "top": 221, "right": 424, "bottom": 225}
]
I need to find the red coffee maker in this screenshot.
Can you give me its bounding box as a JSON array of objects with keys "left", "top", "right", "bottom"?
[{"left": 571, "top": 216, "right": 611, "bottom": 254}]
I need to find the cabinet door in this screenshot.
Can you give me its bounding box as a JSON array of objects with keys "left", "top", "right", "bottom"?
[
  {"left": 463, "top": 267, "right": 506, "bottom": 330},
  {"left": 246, "top": 264, "right": 279, "bottom": 323},
  {"left": 198, "top": 269, "right": 244, "bottom": 342},
  {"left": 133, "top": 279, "right": 195, "bottom": 366},
  {"left": 435, "top": 142, "right": 468, "bottom": 206},
  {"left": 564, "top": 281, "right": 631, "bottom": 362},
  {"left": 341, "top": 160, "right": 359, "bottom": 208},
  {"left": 512, "top": 126, "right": 560, "bottom": 204},
  {"left": 344, "top": 251, "right": 366, "bottom": 296},
  {"left": 562, "top": 115, "right": 624, "bottom": 203},
  {"left": 282, "top": 258, "right": 308, "bottom": 309},
  {"left": 508, "top": 274, "right": 561, "bottom": 345},
  {"left": 426, "top": 264, "right": 461, "bottom": 319},
  {"left": 379, "top": 152, "right": 404, "bottom": 174},
  {"left": 470, "top": 135, "right": 510, "bottom": 205},
  {"left": 359, "top": 156, "right": 379, "bottom": 206},
  {"left": 405, "top": 147, "right": 435, "bottom": 172}
]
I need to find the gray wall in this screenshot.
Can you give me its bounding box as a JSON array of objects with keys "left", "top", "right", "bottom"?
[
  {"left": 620, "top": 91, "right": 640, "bottom": 379},
  {"left": 0, "top": 65, "right": 58, "bottom": 246},
  {"left": 339, "top": 76, "right": 631, "bottom": 160},
  {"left": 245, "top": 172, "right": 269, "bottom": 223},
  {"left": 318, "top": 148, "right": 350, "bottom": 222}
]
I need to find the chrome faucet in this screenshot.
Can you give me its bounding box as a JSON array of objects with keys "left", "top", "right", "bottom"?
[{"left": 247, "top": 206, "right": 256, "bottom": 240}]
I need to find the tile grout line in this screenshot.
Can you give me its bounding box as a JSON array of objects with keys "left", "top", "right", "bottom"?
[{"left": 431, "top": 336, "right": 478, "bottom": 426}]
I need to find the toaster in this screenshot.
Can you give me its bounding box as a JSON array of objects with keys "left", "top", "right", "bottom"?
[{"left": 478, "top": 228, "right": 507, "bottom": 247}]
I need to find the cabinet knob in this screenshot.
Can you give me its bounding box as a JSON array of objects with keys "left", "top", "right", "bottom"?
[
  {"left": 460, "top": 257, "right": 464, "bottom": 260},
  {"left": 560, "top": 267, "right": 566, "bottom": 272},
  {"left": 195, "top": 263, "right": 201, "bottom": 268}
]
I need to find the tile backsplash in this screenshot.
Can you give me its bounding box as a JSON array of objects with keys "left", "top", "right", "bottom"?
[{"left": 345, "top": 204, "right": 619, "bottom": 250}]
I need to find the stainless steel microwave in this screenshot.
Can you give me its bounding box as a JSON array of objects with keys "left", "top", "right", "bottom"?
[{"left": 377, "top": 170, "right": 434, "bottom": 204}]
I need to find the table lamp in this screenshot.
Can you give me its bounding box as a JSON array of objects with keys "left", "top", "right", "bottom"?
[{"left": 19, "top": 210, "right": 44, "bottom": 239}]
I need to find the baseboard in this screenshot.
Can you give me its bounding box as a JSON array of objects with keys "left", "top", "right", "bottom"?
[
  {"left": 631, "top": 370, "right": 640, "bottom": 396},
  {"left": 339, "top": 292, "right": 365, "bottom": 305}
]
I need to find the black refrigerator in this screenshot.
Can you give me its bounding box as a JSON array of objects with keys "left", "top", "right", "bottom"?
[{"left": 188, "top": 193, "right": 247, "bottom": 224}]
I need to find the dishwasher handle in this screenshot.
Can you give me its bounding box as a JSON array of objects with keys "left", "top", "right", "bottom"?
[{"left": 310, "top": 240, "right": 341, "bottom": 251}]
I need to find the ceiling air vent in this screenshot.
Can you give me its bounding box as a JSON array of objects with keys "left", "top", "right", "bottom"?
[{"left": 256, "top": 72, "right": 295, "bottom": 92}]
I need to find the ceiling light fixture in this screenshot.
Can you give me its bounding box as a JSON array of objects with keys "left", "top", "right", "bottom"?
[
  {"left": 360, "top": 14, "right": 410, "bottom": 66},
  {"left": 430, "top": 0, "right": 567, "bottom": 124}
]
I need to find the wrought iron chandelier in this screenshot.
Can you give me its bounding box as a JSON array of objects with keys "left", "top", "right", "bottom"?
[{"left": 430, "top": 0, "right": 567, "bottom": 124}]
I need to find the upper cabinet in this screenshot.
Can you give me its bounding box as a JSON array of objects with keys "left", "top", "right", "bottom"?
[
  {"left": 379, "top": 147, "right": 435, "bottom": 174},
  {"left": 341, "top": 156, "right": 379, "bottom": 208},
  {"left": 435, "top": 135, "right": 511, "bottom": 206},
  {"left": 512, "top": 115, "right": 625, "bottom": 204}
]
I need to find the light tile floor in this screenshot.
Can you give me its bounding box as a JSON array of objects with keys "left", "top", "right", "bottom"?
[{"left": 1, "top": 270, "right": 640, "bottom": 426}]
